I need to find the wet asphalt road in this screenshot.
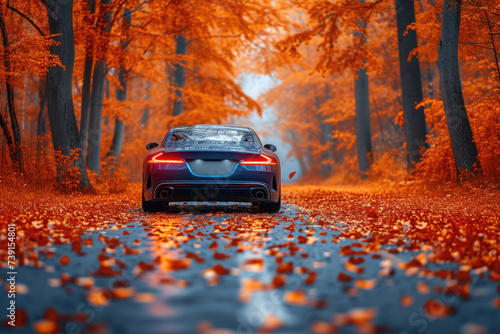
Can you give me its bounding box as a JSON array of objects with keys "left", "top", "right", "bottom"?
[{"left": 2, "top": 202, "right": 500, "bottom": 334}]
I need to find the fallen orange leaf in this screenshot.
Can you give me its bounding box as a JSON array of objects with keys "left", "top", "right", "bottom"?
[
  {"left": 111, "top": 287, "right": 134, "bottom": 299},
  {"left": 260, "top": 314, "right": 283, "bottom": 331},
  {"left": 298, "top": 235, "right": 308, "bottom": 244},
  {"left": 95, "top": 265, "right": 121, "bottom": 277},
  {"left": 423, "top": 299, "right": 456, "bottom": 318},
  {"left": 87, "top": 288, "right": 110, "bottom": 307},
  {"left": 43, "top": 308, "right": 58, "bottom": 321},
  {"left": 284, "top": 290, "right": 308, "bottom": 305},
  {"left": 417, "top": 281, "right": 430, "bottom": 294},
  {"left": 241, "top": 278, "right": 267, "bottom": 292},
  {"left": 310, "top": 321, "right": 337, "bottom": 333},
  {"left": 401, "top": 295, "right": 414, "bottom": 307},
  {"left": 348, "top": 256, "right": 365, "bottom": 265},
  {"left": 305, "top": 271, "right": 317, "bottom": 285},
  {"left": 338, "top": 272, "right": 352, "bottom": 282},
  {"left": 59, "top": 255, "right": 70, "bottom": 266},
  {"left": 346, "top": 262, "right": 364, "bottom": 274},
  {"left": 34, "top": 320, "right": 59, "bottom": 334},
  {"left": 355, "top": 279, "right": 376, "bottom": 290},
  {"left": 210, "top": 264, "right": 230, "bottom": 275},
  {"left": 9, "top": 309, "right": 29, "bottom": 328},
  {"left": 214, "top": 252, "right": 232, "bottom": 260},
  {"left": 138, "top": 261, "right": 155, "bottom": 271},
  {"left": 134, "top": 293, "right": 155, "bottom": 303},
  {"left": 272, "top": 275, "right": 286, "bottom": 288},
  {"left": 124, "top": 247, "right": 139, "bottom": 255},
  {"left": 277, "top": 262, "right": 293, "bottom": 274}
]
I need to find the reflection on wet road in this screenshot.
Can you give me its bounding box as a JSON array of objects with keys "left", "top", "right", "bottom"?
[{"left": 3, "top": 202, "right": 500, "bottom": 334}]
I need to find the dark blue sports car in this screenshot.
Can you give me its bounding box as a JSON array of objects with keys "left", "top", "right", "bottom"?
[{"left": 142, "top": 124, "right": 281, "bottom": 213}]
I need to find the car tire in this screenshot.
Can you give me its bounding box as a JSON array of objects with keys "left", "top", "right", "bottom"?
[
  {"left": 142, "top": 192, "right": 165, "bottom": 213},
  {"left": 259, "top": 196, "right": 281, "bottom": 213}
]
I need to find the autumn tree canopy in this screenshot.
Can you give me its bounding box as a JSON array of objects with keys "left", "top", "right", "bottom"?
[{"left": 1, "top": 0, "right": 499, "bottom": 188}]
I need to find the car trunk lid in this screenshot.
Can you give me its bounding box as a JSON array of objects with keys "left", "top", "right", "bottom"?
[{"left": 165, "top": 150, "right": 261, "bottom": 176}]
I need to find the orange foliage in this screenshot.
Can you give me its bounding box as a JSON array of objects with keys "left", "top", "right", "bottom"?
[
  {"left": 1, "top": 0, "right": 290, "bottom": 186},
  {"left": 2, "top": 0, "right": 499, "bottom": 185},
  {"left": 263, "top": 0, "right": 500, "bottom": 184}
]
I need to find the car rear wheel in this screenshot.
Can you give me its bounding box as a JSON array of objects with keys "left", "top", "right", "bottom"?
[
  {"left": 259, "top": 196, "right": 281, "bottom": 213},
  {"left": 142, "top": 192, "right": 165, "bottom": 213}
]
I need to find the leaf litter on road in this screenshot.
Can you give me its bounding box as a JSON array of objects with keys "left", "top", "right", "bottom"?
[{"left": 1, "top": 184, "right": 500, "bottom": 333}]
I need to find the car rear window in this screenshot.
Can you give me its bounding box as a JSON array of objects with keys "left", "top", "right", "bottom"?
[{"left": 165, "top": 126, "right": 259, "bottom": 151}]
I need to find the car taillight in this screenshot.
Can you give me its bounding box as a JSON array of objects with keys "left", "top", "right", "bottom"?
[
  {"left": 148, "top": 152, "right": 184, "bottom": 164},
  {"left": 240, "top": 153, "right": 277, "bottom": 166}
]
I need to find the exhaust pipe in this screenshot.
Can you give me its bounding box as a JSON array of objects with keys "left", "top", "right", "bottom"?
[
  {"left": 159, "top": 189, "right": 171, "bottom": 199},
  {"left": 254, "top": 190, "right": 265, "bottom": 200}
]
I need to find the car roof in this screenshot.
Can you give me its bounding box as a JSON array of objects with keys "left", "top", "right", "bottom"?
[{"left": 172, "top": 124, "right": 253, "bottom": 132}]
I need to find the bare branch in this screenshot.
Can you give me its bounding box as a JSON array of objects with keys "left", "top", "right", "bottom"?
[
  {"left": 485, "top": 11, "right": 500, "bottom": 86},
  {"left": 6, "top": 4, "right": 46, "bottom": 36},
  {"left": 122, "top": 0, "right": 152, "bottom": 17}
]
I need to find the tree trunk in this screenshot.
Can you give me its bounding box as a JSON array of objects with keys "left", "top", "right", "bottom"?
[
  {"left": 0, "top": 9, "right": 23, "bottom": 174},
  {"left": 106, "top": 8, "right": 131, "bottom": 171},
  {"left": 79, "top": 0, "right": 96, "bottom": 166},
  {"left": 438, "top": 0, "right": 480, "bottom": 174},
  {"left": 43, "top": 0, "right": 91, "bottom": 188},
  {"left": 172, "top": 33, "right": 187, "bottom": 116},
  {"left": 140, "top": 81, "right": 151, "bottom": 128},
  {"left": 0, "top": 114, "right": 15, "bottom": 164},
  {"left": 36, "top": 78, "right": 47, "bottom": 161},
  {"left": 395, "top": 0, "right": 428, "bottom": 168},
  {"left": 37, "top": 79, "right": 47, "bottom": 137},
  {"left": 107, "top": 117, "right": 124, "bottom": 163},
  {"left": 296, "top": 156, "right": 307, "bottom": 179},
  {"left": 354, "top": 67, "right": 373, "bottom": 177},
  {"left": 354, "top": 4, "right": 373, "bottom": 178},
  {"left": 323, "top": 83, "right": 334, "bottom": 175},
  {"left": 315, "top": 93, "right": 333, "bottom": 178},
  {"left": 140, "top": 106, "right": 150, "bottom": 128},
  {"left": 289, "top": 130, "right": 308, "bottom": 177},
  {"left": 86, "top": 0, "right": 112, "bottom": 174}
]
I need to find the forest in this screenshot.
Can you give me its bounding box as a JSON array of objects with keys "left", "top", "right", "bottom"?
[
  {"left": 0, "top": 0, "right": 498, "bottom": 188},
  {"left": 1, "top": 0, "right": 500, "bottom": 334}
]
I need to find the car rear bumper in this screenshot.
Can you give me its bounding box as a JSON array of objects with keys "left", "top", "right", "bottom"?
[
  {"left": 149, "top": 181, "right": 277, "bottom": 203},
  {"left": 143, "top": 160, "right": 281, "bottom": 204}
]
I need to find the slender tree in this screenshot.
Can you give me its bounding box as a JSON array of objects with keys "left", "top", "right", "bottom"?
[
  {"left": 87, "top": 0, "right": 112, "bottom": 174},
  {"left": 354, "top": 8, "right": 373, "bottom": 178},
  {"left": 41, "top": 0, "right": 91, "bottom": 187},
  {"left": 79, "top": 0, "right": 96, "bottom": 166},
  {"left": 289, "top": 130, "right": 309, "bottom": 176},
  {"left": 315, "top": 83, "right": 334, "bottom": 177},
  {"left": 140, "top": 81, "right": 151, "bottom": 128},
  {"left": 106, "top": 8, "right": 132, "bottom": 169},
  {"left": 354, "top": 66, "right": 373, "bottom": 177},
  {"left": 172, "top": 33, "right": 187, "bottom": 116},
  {"left": 395, "top": 0, "right": 428, "bottom": 168},
  {"left": 36, "top": 78, "right": 47, "bottom": 160},
  {"left": 438, "top": 0, "right": 480, "bottom": 175},
  {"left": 0, "top": 9, "right": 23, "bottom": 174}
]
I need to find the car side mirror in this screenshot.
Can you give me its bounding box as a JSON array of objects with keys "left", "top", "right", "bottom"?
[
  {"left": 263, "top": 144, "right": 277, "bottom": 152},
  {"left": 146, "top": 142, "right": 159, "bottom": 150}
]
